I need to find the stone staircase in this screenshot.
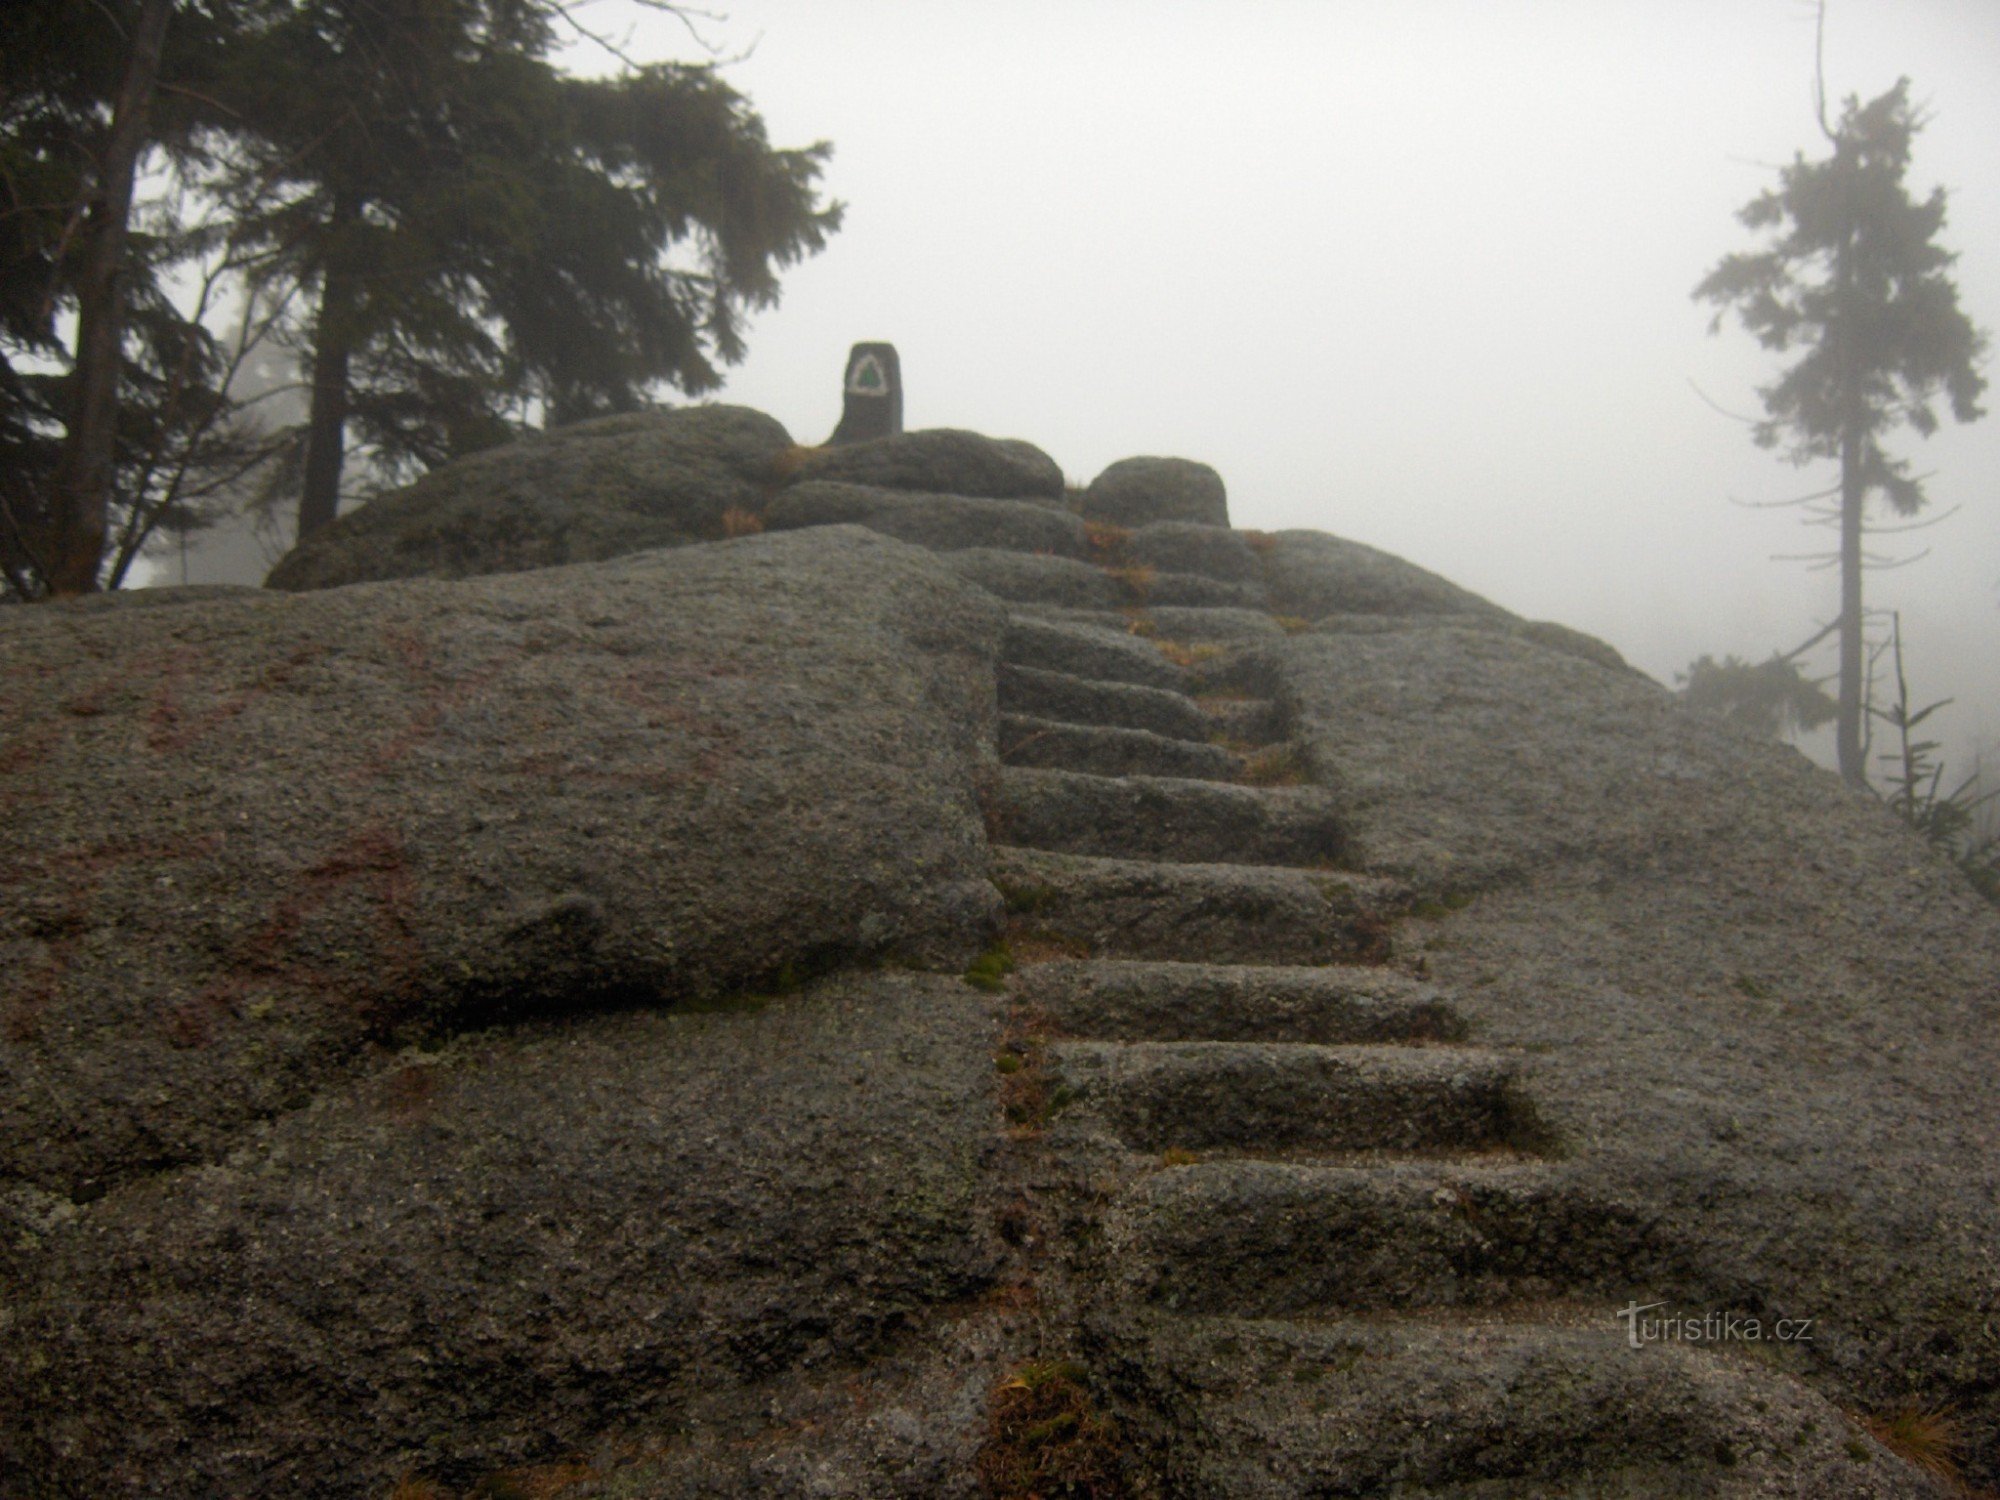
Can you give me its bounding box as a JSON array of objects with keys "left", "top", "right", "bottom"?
[{"left": 770, "top": 494, "right": 1943, "bottom": 1497}]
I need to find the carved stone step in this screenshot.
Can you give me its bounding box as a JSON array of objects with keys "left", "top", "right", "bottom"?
[
  {"left": 992, "top": 767, "right": 1348, "bottom": 866},
  {"left": 946, "top": 550, "right": 1264, "bottom": 611},
  {"left": 1016, "top": 959, "right": 1465, "bottom": 1044},
  {"left": 997, "top": 663, "right": 1209, "bottom": 741},
  {"left": 1002, "top": 614, "right": 1188, "bottom": 692},
  {"left": 1120, "top": 521, "right": 1267, "bottom": 584},
  {"left": 999, "top": 714, "right": 1239, "bottom": 782},
  {"left": 1106, "top": 1159, "right": 1675, "bottom": 1320},
  {"left": 1197, "top": 695, "right": 1285, "bottom": 745},
  {"left": 1008, "top": 603, "right": 1287, "bottom": 644},
  {"left": 1105, "top": 1311, "right": 1912, "bottom": 1499},
  {"left": 991, "top": 846, "right": 1405, "bottom": 966},
  {"left": 1057, "top": 1042, "right": 1529, "bottom": 1156}
]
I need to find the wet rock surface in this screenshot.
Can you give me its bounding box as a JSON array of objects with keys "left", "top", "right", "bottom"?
[
  {"left": 1, "top": 527, "right": 1001, "bottom": 1203},
  {"left": 266, "top": 405, "right": 795, "bottom": 591},
  {"left": 5, "top": 409, "right": 1993, "bottom": 1497}
]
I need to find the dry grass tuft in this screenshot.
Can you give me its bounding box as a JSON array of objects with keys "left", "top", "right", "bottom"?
[
  {"left": 1004, "top": 928, "right": 1093, "bottom": 965},
  {"left": 1238, "top": 743, "right": 1313, "bottom": 787},
  {"left": 1101, "top": 564, "right": 1157, "bottom": 601},
  {"left": 1084, "top": 520, "right": 1132, "bottom": 559},
  {"left": 978, "top": 1360, "right": 1126, "bottom": 1499},
  {"left": 1241, "top": 529, "right": 1279, "bottom": 555},
  {"left": 1862, "top": 1405, "right": 1962, "bottom": 1485},
  {"left": 768, "top": 443, "right": 820, "bottom": 481},
  {"left": 1152, "top": 639, "right": 1226, "bottom": 671}
]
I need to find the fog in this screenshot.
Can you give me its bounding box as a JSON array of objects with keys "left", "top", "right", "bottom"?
[{"left": 592, "top": 0, "right": 1999, "bottom": 776}]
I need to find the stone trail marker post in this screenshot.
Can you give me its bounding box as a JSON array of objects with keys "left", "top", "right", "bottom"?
[{"left": 827, "top": 342, "right": 903, "bottom": 445}]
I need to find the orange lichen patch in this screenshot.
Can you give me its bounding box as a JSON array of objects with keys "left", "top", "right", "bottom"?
[
  {"left": 1101, "top": 565, "right": 1156, "bottom": 601},
  {"left": 1153, "top": 639, "right": 1225, "bottom": 671},
  {"left": 977, "top": 1361, "right": 1126, "bottom": 1499},
  {"left": 387, "top": 1476, "right": 449, "bottom": 1500},
  {"left": 1861, "top": 1405, "right": 1962, "bottom": 1486},
  {"left": 1349, "top": 911, "right": 1397, "bottom": 966},
  {"left": 720, "top": 506, "right": 765, "bottom": 538},
  {"left": 768, "top": 443, "right": 820, "bottom": 481},
  {"left": 1083, "top": 521, "right": 1132, "bottom": 560},
  {"left": 1238, "top": 744, "right": 1312, "bottom": 787},
  {"left": 1003, "top": 929, "right": 1092, "bottom": 965},
  {"left": 464, "top": 1459, "right": 601, "bottom": 1498}
]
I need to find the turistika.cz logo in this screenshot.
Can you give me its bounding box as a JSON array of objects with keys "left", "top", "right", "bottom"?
[{"left": 1615, "top": 1302, "right": 1815, "bottom": 1349}]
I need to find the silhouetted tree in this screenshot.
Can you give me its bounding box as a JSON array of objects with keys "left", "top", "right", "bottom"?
[
  {"left": 1696, "top": 78, "right": 1988, "bottom": 786},
  {"left": 1679, "top": 653, "right": 1838, "bottom": 740},
  {"left": 205, "top": 0, "right": 841, "bottom": 538},
  {"left": 1, "top": 0, "right": 838, "bottom": 590}
]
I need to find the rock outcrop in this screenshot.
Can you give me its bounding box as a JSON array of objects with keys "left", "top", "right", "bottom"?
[
  {"left": 5, "top": 404, "right": 1997, "bottom": 1499},
  {"left": 265, "top": 405, "right": 796, "bottom": 591},
  {"left": 782, "top": 427, "right": 1065, "bottom": 501},
  {"left": 1082, "top": 455, "right": 1230, "bottom": 528}
]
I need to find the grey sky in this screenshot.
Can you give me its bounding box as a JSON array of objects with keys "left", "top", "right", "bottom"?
[{"left": 590, "top": 0, "right": 2000, "bottom": 773}]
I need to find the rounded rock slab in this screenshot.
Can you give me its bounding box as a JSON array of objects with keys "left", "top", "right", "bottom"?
[
  {"left": 1083, "top": 456, "right": 1229, "bottom": 529},
  {"left": 786, "top": 428, "right": 1065, "bottom": 501}
]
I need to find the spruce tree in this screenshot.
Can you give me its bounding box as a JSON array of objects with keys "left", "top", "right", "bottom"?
[
  {"left": 206, "top": 1, "right": 841, "bottom": 537},
  {"left": 1695, "top": 79, "right": 1987, "bottom": 786}
]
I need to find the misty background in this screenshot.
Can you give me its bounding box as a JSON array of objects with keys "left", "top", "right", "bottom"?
[{"left": 161, "top": 0, "right": 2000, "bottom": 781}]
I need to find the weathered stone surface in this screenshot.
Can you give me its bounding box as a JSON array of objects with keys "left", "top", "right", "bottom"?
[
  {"left": 266, "top": 404, "right": 793, "bottom": 591},
  {"left": 9, "top": 400, "right": 1999, "bottom": 1496},
  {"left": 1017, "top": 959, "right": 1463, "bottom": 1045},
  {"left": 1114, "top": 1312, "right": 1947, "bottom": 1499},
  {"left": 992, "top": 766, "right": 1348, "bottom": 866},
  {"left": 3, "top": 973, "right": 1008, "bottom": 1498},
  {"left": 1262, "top": 528, "right": 1502, "bottom": 619},
  {"left": 0, "top": 527, "right": 1001, "bottom": 1204},
  {"left": 786, "top": 428, "right": 1065, "bottom": 501},
  {"left": 1279, "top": 620, "right": 2000, "bottom": 1476},
  {"left": 1082, "top": 456, "right": 1229, "bottom": 528},
  {"left": 999, "top": 714, "right": 1239, "bottom": 781},
  {"left": 1121, "top": 521, "right": 1265, "bottom": 583},
  {"left": 946, "top": 549, "right": 1126, "bottom": 609},
  {"left": 765, "top": 479, "right": 1089, "bottom": 556},
  {"left": 998, "top": 664, "right": 1209, "bottom": 741},
  {"left": 1002, "top": 615, "right": 1187, "bottom": 691}
]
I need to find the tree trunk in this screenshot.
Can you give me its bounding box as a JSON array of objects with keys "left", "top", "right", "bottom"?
[
  {"left": 43, "top": 0, "right": 174, "bottom": 596},
  {"left": 298, "top": 198, "right": 360, "bottom": 539},
  {"left": 1835, "top": 426, "right": 1867, "bottom": 787}
]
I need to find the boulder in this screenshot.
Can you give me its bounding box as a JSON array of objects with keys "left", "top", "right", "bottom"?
[
  {"left": 1120, "top": 521, "right": 1265, "bottom": 583},
  {"left": 765, "top": 480, "right": 1089, "bottom": 557},
  {"left": 266, "top": 404, "right": 794, "bottom": 591},
  {"left": 1082, "top": 456, "right": 1229, "bottom": 528},
  {"left": 1261, "top": 528, "right": 1501, "bottom": 619},
  {"left": 0, "top": 527, "right": 1001, "bottom": 1205},
  {"left": 785, "top": 428, "right": 1065, "bottom": 501}
]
